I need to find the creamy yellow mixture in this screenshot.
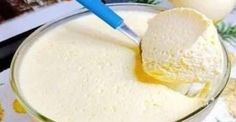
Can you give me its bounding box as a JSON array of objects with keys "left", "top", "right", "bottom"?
[
  {"left": 17, "top": 10, "right": 206, "bottom": 122},
  {"left": 142, "top": 8, "right": 224, "bottom": 87}
]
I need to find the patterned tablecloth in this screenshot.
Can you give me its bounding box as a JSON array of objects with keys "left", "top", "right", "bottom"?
[{"left": 0, "top": 0, "right": 236, "bottom": 122}]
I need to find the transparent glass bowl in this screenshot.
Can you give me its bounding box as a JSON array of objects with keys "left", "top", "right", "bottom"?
[{"left": 10, "top": 3, "right": 231, "bottom": 122}]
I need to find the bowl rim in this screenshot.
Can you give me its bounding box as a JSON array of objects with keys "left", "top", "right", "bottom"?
[{"left": 10, "top": 3, "right": 231, "bottom": 122}]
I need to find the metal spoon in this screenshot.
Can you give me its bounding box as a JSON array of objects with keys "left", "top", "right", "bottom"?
[{"left": 76, "top": 0, "right": 141, "bottom": 44}]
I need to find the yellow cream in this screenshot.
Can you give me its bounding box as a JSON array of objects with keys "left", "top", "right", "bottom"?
[
  {"left": 16, "top": 10, "right": 205, "bottom": 122},
  {"left": 141, "top": 8, "right": 224, "bottom": 88}
]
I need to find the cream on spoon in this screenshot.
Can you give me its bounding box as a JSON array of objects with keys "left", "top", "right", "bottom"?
[{"left": 76, "top": 1, "right": 225, "bottom": 97}]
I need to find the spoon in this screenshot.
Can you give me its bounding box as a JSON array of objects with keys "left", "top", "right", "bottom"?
[
  {"left": 75, "top": 1, "right": 206, "bottom": 97},
  {"left": 76, "top": 0, "right": 141, "bottom": 44}
]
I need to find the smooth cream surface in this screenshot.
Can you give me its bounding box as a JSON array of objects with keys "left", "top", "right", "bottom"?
[
  {"left": 170, "top": 0, "right": 236, "bottom": 21},
  {"left": 17, "top": 10, "right": 204, "bottom": 122}
]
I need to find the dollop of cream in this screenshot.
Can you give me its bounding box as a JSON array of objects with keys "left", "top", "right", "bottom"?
[{"left": 141, "top": 8, "right": 224, "bottom": 87}]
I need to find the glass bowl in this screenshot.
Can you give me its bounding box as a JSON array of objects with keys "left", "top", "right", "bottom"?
[{"left": 10, "top": 3, "right": 231, "bottom": 122}]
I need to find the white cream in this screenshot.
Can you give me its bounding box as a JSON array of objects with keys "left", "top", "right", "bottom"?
[
  {"left": 170, "top": 0, "right": 236, "bottom": 21},
  {"left": 17, "top": 10, "right": 204, "bottom": 122}
]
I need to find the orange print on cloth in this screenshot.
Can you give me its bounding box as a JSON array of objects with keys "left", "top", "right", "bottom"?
[
  {"left": 0, "top": 101, "right": 4, "bottom": 122},
  {"left": 12, "top": 99, "right": 26, "bottom": 114}
]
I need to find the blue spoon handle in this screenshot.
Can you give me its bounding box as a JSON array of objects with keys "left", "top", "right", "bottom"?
[{"left": 76, "top": 0, "right": 124, "bottom": 29}]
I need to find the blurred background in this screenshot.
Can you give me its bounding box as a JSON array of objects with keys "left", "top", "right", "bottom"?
[
  {"left": 1, "top": 0, "right": 235, "bottom": 72},
  {"left": 0, "top": 0, "right": 140, "bottom": 71}
]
